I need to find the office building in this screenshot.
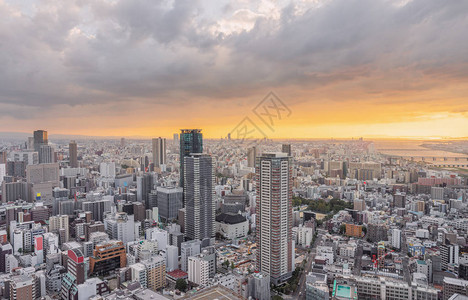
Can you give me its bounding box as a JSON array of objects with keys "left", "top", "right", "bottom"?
[
  {"left": 282, "top": 144, "right": 292, "bottom": 156},
  {"left": 431, "top": 187, "right": 444, "bottom": 200},
  {"left": 82, "top": 199, "right": 112, "bottom": 222},
  {"left": 179, "top": 129, "right": 203, "bottom": 188},
  {"left": 69, "top": 141, "right": 78, "bottom": 168},
  {"left": 137, "top": 173, "right": 154, "bottom": 208},
  {"left": 184, "top": 154, "right": 215, "bottom": 246},
  {"left": 26, "top": 163, "right": 59, "bottom": 185},
  {"left": 157, "top": 186, "right": 183, "bottom": 222},
  {"left": 34, "top": 130, "right": 48, "bottom": 152},
  {"left": 181, "top": 240, "right": 201, "bottom": 272},
  {"left": 89, "top": 240, "right": 126, "bottom": 276},
  {"left": 105, "top": 213, "right": 135, "bottom": 244},
  {"left": 39, "top": 145, "right": 54, "bottom": 164},
  {"left": 247, "top": 147, "right": 257, "bottom": 168},
  {"left": 166, "top": 245, "right": 178, "bottom": 272},
  {"left": 256, "top": 152, "right": 293, "bottom": 285},
  {"left": 394, "top": 193, "right": 406, "bottom": 208},
  {"left": 443, "top": 277, "right": 468, "bottom": 300},
  {"left": 61, "top": 248, "right": 86, "bottom": 300},
  {"left": 152, "top": 137, "right": 166, "bottom": 169},
  {"left": 99, "top": 162, "right": 116, "bottom": 178},
  {"left": 49, "top": 215, "right": 69, "bottom": 243},
  {"left": 1, "top": 181, "right": 31, "bottom": 202}
]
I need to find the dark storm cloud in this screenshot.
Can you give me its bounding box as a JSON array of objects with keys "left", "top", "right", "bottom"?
[{"left": 0, "top": 0, "right": 468, "bottom": 118}]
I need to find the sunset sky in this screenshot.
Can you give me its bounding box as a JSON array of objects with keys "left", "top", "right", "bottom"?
[{"left": 1, "top": 0, "right": 467, "bottom": 139}]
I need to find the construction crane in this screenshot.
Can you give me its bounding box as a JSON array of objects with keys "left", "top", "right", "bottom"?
[{"left": 372, "top": 249, "right": 395, "bottom": 269}]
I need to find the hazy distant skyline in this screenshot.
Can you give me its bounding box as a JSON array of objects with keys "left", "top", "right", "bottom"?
[{"left": 1, "top": 0, "right": 467, "bottom": 139}]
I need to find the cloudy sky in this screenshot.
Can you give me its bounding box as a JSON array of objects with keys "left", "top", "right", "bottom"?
[{"left": 1, "top": 0, "right": 467, "bottom": 139}]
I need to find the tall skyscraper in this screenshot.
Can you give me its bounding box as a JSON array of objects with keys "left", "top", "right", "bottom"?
[
  {"left": 256, "top": 152, "right": 293, "bottom": 285},
  {"left": 184, "top": 154, "right": 214, "bottom": 246},
  {"left": 173, "top": 133, "right": 179, "bottom": 145},
  {"left": 69, "top": 141, "right": 78, "bottom": 168},
  {"left": 152, "top": 137, "right": 166, "bottom": 169},
  {"left": 247, "top": 147, "right": 257, "bottom": 168},
  {"left": 179, "top": 129, "right": 203, "bottom": 187},
  {"left": 33, "top": 130, "right": 48, "bottom": 152},
  {"left": 281, "top": 144, "right": 292, "bottom": 156}
]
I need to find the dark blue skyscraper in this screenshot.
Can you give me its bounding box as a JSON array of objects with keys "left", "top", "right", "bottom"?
[{"left": 179, "top": 129, "right": 203, "bottom": 187}]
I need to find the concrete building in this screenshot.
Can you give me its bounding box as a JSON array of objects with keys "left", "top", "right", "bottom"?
[
  {"left": 152, "top": 137, "right": 166, "bottom": 169},
  {"left": 142, "top": 256, "right": 166, "bottom": 290},
  {"left": 184, "top": 154, "right": 215, "bottom": 246},
  {"left": 181, "top": 240, "right": 201, "bottom": 272},
  {"left": 105, "top": 212, "right": 135, "bottom": 244},
  {"left": 256, "top": 152, "right": 293, "bottom": 285},
  {"left": 188, "top": 255, "right": 209, "bottom": 286},
  {"left": 69, "top": 141, "right": 78, "bottom": 168},
  {"left": 156, "top": 186, "right": 183, "bottom": 222}
]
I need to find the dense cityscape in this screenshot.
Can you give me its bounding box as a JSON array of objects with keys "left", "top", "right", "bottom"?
[
  {"left": 2, "top": 0, "right": 468, "bottom": 299},
  {"left": 0, "top": 131, "right": 467, "bottom": 300}
]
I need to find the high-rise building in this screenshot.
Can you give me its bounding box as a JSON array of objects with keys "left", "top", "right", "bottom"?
[
  {"left": 173, "top": 133, "right": 179, "bottom": 145},
  {"left": 69, "top": 141, "right": 78, "bottom": 168},
  {"left": 26, "top": 163, "right": 59, "bottom": 184},
  {"left": 33, "top": 130, "right": 48, "bottom": 152},
  {"left": 0, "top": 163, "right": 5, "bottom": 184},
  {"left": 61, "top": 248, "right": 86, "bottom": 300},
  {"left": 10, "top": 275, "right": 36, "bottom": 300},
  {"left": 247, "top": 147, "right": 257, "bottom": 168},
  {"left": 392, "top": 229, "right": 401, "bottom": 249},
  {"left": 441, "top": 243, "right": 459, "bottom": 271},
  {"left": 137, "top": 173, "right": 154, "bottom": 208},
  {"left": 181, "top": 240, "right": 201, "bottom": 272},
  {"left": 282, "top": 144, "right": 292, "bottom": 156},
  {"left": 104, "top": 213, "right": 135, "bottom": 244},
  {"left": 152, "top": 137, "right": 166, "bottom": 169},
  {"left": 142, "top": 256, "right": 166, "bottom": 290},
  {"left": 256, "top": 152, "right": 293, "bottom": 285},
  {"left": 188, "top": 255, "right": 209, "bottom": 286},
  {"left": 184, "top": 154, "right": 214, "bottom": 246},
  {"left": 39, "top": 145, "right": 54, "bottom": 164},
  {"left": 49, "top": 215, "right": 69, "bottom": 244},
  {"left": 394, "top": 193, "right": 406, "bottom": 208},
  {"left": 157, "top": 186, "right": 183, "bottom": 222},
  {"left": 179, "top": 129, "right": 203, "bottom": 188}
]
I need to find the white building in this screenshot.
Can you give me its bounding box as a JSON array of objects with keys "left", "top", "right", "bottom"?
[
  {"left": 215, "top": 213, "right": 249, "bottom": 240},
  {"left": 145, "top": 228, "right": 168, "bottom": 251},
  {"left": 317, "top": 246, "right": 335, "bottom": 264},
  {"left": 105, "top": 212, "right": 135, "bottom": 244},
  {"left": 166, "top": 245, "right": 178, "bottom": 272},
  {"left": 188, "top": 256, "right": 209, "bottom": 286},
  {"left": 100, "top": 162, "right": 116, "bottom": 178},
  {"left": 392, "top": 229, "right": 401, "bottom": 249},
  {"left": 0, "top": 163, "right": 5, "bottom": 184},
  {"left": 294, "top": 225, "right": 314, "bottom": 248},
  {"left": 131, "top": 263, "right": 147, "bottom": 288}
]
